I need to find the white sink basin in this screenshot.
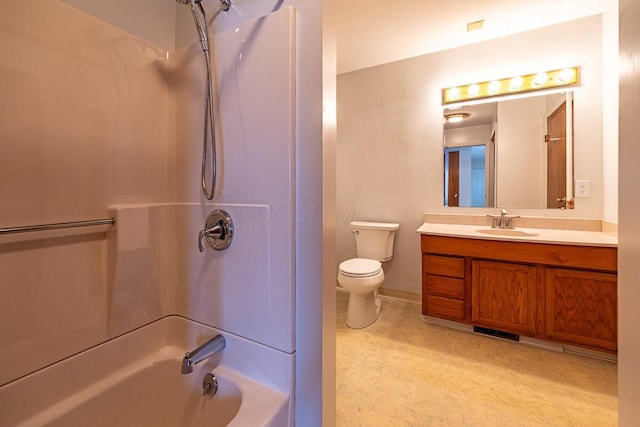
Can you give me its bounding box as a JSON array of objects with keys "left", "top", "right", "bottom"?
[{"left": 476, "top": 228, "right": 538, "bottom": 237}]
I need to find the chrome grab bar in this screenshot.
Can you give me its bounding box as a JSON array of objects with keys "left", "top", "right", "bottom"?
[{"left": 0, "top": 218, "right": 115, "bottom": 235}]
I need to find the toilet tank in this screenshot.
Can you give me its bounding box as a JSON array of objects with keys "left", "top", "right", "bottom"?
[{"left": 351, "top": 221, "right": 400, "bottom": 261}]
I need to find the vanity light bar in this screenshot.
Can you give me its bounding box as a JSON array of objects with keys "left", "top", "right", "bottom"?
[{"left": 442, "top": 67, "right": 579, "bottom": 105}]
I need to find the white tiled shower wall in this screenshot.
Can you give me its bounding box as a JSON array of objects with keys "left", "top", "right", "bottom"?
[{"left": 0, "top": 1, "right": 313, "bottom": 398}]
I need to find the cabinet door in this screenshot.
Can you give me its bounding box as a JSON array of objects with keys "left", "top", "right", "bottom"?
[
  {"left": 472, "top": 260, "right": 539, "bottom": 335},
  {"left": 546, "top": 268, "right": 617, "bottom": 351}
]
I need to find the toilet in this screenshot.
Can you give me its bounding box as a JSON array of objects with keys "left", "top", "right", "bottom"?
[{"left": 338, "top": 221, "right": 400, "bottom": 329}]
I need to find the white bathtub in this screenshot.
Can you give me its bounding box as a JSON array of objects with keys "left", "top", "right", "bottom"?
[{"left": 0, "top": 316, "right": 292, "bottom": 426}]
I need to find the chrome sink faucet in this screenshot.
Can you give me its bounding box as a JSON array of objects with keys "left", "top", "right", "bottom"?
[
  {"left": 181, "top": 334, "right": 226, "bottom": 374},
  {"left": 487, "top": 209, "right": 520, "bottom": 229}
]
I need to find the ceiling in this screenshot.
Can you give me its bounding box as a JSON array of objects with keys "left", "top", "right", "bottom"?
[
  {"left": 444, "top": 102, "right": 496, "bottom": 130},
  {"left": 335, "top": 0, "right": 611, "bottom": 74}
]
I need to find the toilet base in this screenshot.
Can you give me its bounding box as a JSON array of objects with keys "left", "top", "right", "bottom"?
[{"left": 346, "top": 291, "right": 381, "bottom": 329}]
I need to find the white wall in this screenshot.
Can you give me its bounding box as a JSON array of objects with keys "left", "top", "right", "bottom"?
[
  {"left": 337, "top": 15, "right": 605, "bottom": 295},
  {"left": 496, "top": 96, "right": 546, "bottom": 208},
  {"left": 60, "top": 0, "right": 177, "bottom": 50},
  {"left": 618, "top": 0, "right": 640, "bottom": 423},
  {"left": 445, "top": 125, "right": 493, "bottom": 148},
  {"left": 602, "top": 2, "right": 619, "bottom": 224}
]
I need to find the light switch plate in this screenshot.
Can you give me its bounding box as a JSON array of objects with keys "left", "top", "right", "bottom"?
[{"left": 575, "top": 180, "right": 591, "bottom": 198}]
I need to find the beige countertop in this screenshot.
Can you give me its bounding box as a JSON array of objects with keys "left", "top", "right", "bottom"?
[{"left": 416, "top": 222, "right": 618, "bottom": 247}]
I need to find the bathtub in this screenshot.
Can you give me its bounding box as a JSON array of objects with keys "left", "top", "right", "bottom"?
[{"left": 0, "top": 316, "right": 292, "bottom": 426}]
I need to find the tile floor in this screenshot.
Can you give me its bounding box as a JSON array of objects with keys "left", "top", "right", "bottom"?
[{"left": 336, "top": 290, "right": 617, "bottom": 426}]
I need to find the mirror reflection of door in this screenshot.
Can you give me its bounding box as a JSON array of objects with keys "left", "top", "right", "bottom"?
[
  {"left": 444, "top": 146, "right": 486, "bottom": 207},
  {"left": 448, "top": 151, "right": 459, "bottom": 206},
  {"left": 546, "top": 101, "right": 567, "bottom": 208}
]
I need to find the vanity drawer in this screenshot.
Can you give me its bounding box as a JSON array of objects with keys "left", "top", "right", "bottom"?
[
  {"left": 424, "top": 274, "right": 465, "bottom": 299},
  {"left": 424, "top": 295, "right": 465, "bottom": 321},
  {"left": 424, "top": 255, "right": 465, "bottom": 278}
]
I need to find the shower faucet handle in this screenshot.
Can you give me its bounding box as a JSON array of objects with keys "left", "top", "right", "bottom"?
[
  {"left": 198, "top": 209, "right": 234, "bottom": 252},
  {"left": 198, "top": 224, "right": 223, "bottom": 252}
]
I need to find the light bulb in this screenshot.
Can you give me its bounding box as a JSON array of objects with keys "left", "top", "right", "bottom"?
[
  {"left": 533, "top": 72, "right": 548, "bottom": 86},
  {"left": 509, "top": 76, "right": 523, "bottom": 90},
  {"left": 447, "top": 87, "right": 460, "bottom": 101},
  {"left": 557, "top": 68, "right": 576, "bottom": 83}
]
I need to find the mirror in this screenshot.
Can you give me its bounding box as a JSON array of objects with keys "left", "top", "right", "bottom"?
[{"left": 443, "top": 91, "right": 574, "bottom": 209}]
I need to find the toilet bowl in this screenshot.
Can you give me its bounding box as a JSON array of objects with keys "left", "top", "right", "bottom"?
[
  {"left": 338, "top": 258, "right": 384, "bottom": 329},
  {"left": 337, "top": 221, "right": 399, "bottom": 329}
]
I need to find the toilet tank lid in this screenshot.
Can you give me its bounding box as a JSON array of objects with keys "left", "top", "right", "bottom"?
[{"left": 350, "top": 221, "right": 399, "bottom": 231}]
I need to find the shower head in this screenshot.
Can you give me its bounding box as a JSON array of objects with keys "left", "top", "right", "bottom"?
[{"left": 175, "top": 0, "right": 231, "bottom": 11}]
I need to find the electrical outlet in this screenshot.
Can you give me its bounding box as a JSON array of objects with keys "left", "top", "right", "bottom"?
[{"left": 575, "top": 180, "right": 591, "bottom": 198}]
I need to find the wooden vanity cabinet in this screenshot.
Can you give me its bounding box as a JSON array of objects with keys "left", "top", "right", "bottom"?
[
  {"left": 471, "top": 260, "right": 541, "bottom": 336},
  {"left": 422, "top": 254, "right": 469, "bottom": 322},
  {"left": 545, "top": 268, "right": 617, "bottom": 351},
  {"left": 421, "top": 234, "right": 618, "bottom": 353}
]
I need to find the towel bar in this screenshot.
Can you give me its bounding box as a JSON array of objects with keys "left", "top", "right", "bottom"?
[{"left": 0, "top": 218, "right": 115, "bottom": 235}]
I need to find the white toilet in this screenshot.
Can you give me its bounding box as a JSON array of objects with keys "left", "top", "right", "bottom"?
[{"left": 338, "top": 221, "right": 400, "bottom": 329}]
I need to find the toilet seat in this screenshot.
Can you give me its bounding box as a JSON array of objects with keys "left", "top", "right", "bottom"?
[{"left": 338, "top": 258, "right": 382, "bottom": 278}]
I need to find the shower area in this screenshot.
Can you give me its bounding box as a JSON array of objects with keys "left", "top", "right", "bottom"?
[{"left": 0, "top": 0, "right": 327, "bottom": 424}]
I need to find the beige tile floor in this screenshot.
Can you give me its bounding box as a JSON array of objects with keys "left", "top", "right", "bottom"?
[{"left": 336, "top": 290, "right": 618, "bottom": 426}]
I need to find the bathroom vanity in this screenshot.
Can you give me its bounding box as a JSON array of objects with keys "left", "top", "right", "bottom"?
[{"left": 418, "top": 220, "right": 618, "bottom": 353}]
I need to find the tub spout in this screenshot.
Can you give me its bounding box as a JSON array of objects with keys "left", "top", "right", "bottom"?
[{"left": 181, "top": 334, "right": 226, "bottom": 374}]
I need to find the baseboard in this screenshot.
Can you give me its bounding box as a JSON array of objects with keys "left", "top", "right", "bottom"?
[
  {"left": 563, "top": 344, "right": 618, "bottom": 363},
  {"left": 335, "top": 284, "right": 421, "bottom": 303},
  {"left": 519, "top": 336, "right": 564, "bottom": 353},
  {"left": 378, "top": 288, "right": 421, "bottom": 303},
  {"left": 422, "top": 315, "right": 617, "bottom": 362},
  {"left": 422, "top": 315, "right": 474, "bottom": 333}
]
